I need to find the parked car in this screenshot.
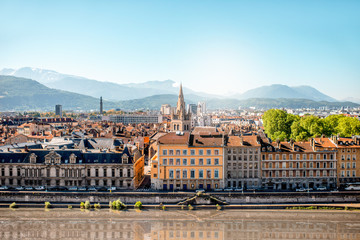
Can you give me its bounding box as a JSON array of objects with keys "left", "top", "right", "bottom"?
[
  {"left": 97, "top": 186, "right": 108, "bottom": 192},
  {"left": 35, "top": 186, "right": 45, "bottom": 191},
  {"left": 224, "top": 188, "right": 234, "bottom": 192},
  {"left": 15, "top": 186, "right": 24, "bottom": 191},
  {"left": 214, "top": 188, "right": 223, "bottom": 192},
  {"left": 316, "top": 186, "right": 327, "bottom": 191},
  {"left": 107, "top": 186, "right": 116, "bottom": 191},
  {"left": 195, "top": 189, "right": 205, "bottom": 193},
  {"left": 78, "top": 187, "right": 87, "bottom": 191},
  {"left": 234, "top": 188, "right": 243, "bottom": 192},
  {"left": 25, "top": 186, "right": 34, "bottom": 191},
  {"left": 88, "top": 186, "right": 97, "bottom": 191},
  {"left": 68, "top": 186, "right": 78, "bottom": 191},
  {"left": 0, "top": 186, "right": 9, "bottom": 190},
  {"left": 296, "top": 188, "right": 306, "bottom": 192}
]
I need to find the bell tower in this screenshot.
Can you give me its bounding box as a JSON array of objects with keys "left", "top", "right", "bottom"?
[{"left": 170, "top": 84, "right": 191, "bottom": 132}]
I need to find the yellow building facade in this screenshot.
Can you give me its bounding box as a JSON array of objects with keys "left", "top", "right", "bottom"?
[{"left": 151, "top": 132, "right": 225, "bottom": 190}]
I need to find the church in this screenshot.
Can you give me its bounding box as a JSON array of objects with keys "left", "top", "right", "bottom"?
[{"left": 170, "top": 84, "right": 191, "bottom": 132}]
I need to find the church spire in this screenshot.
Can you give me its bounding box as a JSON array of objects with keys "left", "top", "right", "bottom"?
[{"left": 176, "top": 83, "right": 186, "bottom": 119}]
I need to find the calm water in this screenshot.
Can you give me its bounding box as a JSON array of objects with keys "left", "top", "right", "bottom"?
[{"left": 0, "top": 208, "right": 360, "bottom": 239}]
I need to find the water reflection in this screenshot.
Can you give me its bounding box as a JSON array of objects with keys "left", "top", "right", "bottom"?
[{"left": 0, "top": 209, "right": 359, "bottom": 239}]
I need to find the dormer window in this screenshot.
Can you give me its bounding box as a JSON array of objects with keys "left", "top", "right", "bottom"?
[
  {"left": 122, "top": 154, "right": 129, "bottom": 164},
  {"left": 45, "top": 151, "right": 61, "bottom": 165},
  {"left": 30, "top": 153, "right": 37, "bottom": 164},
  {"left": 69, "top": 153, "right": 77, "bottom": 164}
]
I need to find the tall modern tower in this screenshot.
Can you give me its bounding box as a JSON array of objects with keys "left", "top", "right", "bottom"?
[
  {"left": 55, "top": 104, "right": 62, "bottom": 117},
  {"left": 100, "top": 96, "right": 103, "bottom": 114}
]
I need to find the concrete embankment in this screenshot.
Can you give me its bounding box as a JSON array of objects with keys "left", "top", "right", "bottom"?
[{"left": 0, "top": 191, "right": 359, "bottom": 206}]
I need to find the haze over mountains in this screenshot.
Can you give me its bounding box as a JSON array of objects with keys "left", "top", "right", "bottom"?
[
  {"left": 0, "top": 67, "right": 358, "bottom": 111},
  {"left": 1, "top": 67, "right": 339, "bottom": 102}
]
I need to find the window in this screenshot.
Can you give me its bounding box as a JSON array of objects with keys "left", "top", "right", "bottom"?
[
  {"left": 190, "top": 158, "right": 195, "bottom": 165},
  {"left": 104, "top": 169, "right": 107, "bottom": 177},
  {"left": 347, "top": 163, "right": 350, "bottom": 169},
  {"left": 182, "top": 158, "right": 187, "bottom": 165},
  {"left": 127, "top": 169, "right": 131, "bottom": 177},
  {"left": 207, "top": 170, "right": 211, "bottom": 178},
  {"left": 162, "top": 150, "right": 167, "bottom": 155},
  {"left": 169, "top": 170, "right": 174, "bottom": 179},
  {"left": 214, "top": 158, "right": 219, "bottom": 165},
  {"left": 183, "top": 170, "right": 187, "bottom": 179},
  {"left": 296, "top": 154, "right": 300, "bottom": 160},
  {"left": 269, "top": 162, "right": 273, "bottom": 169},
  {"left": 303, "top": 163, "right": 306, "bottom": 168},
  {"left": 316, "top": 154, "right": 320, "bottom": 160},
  {"left": 215, "top": 149, "right": 219, "bottom": 155},
  {"left": 206, "top": 150, "right": 211, "bottom": 155},
  {"left": 206, "top": 158, "right": 211, "bottom": 165},
  {"left": 190, "top": 150, "right": 195, "bottom": 155},
  {"left": 290, "top": 162, "right": 293, "bottom": 168},
  {"left": 353, "top": 155, "right": 356, "bottom": 160},
  {"left": 183, "top": 150, "right": 187, "bottom": 155},
  {"left": 323, "top": 162, "right": 326, "bottom": 168},
  {"left": 169, "top": 158, "right": 174, "bottom": 165},
  {"left": 323, "top": 154, "right": 327, "bottom": 160},
  {"left": 341, "top": 163, "right": 345, "bottom": 169},
  {"left": 316, "top": 170, "right": 320, "bottom": 177},
  {"left": 309, "top": 154, "right": 313, "bottom": 160},
  {"left": 353, "top": 170, "right": 356, "bottom": 177},
  {"left": 87, "top": 169, "right": 91, "bottom": 177},
  {"left": 199, "top": 170, "right": 203, "bottom": 178},
  {"left": 176, "top": 170, "right": 180, "bottom": 178},
  {"left": 190, "top": 170, "right": 195, "bottom": 179},
  {"left": 346, "top": 171, "right": 350, "bottom": 177},
  {"left": 214, "top": 170, "right": 219, "bottom": 178},
  {"left": 353, "top": 163, "right": 356, "bottom": 169},
  {"left": 310, "top": 162, "right": 313, "bottom": 168},
  {"left": 275, "top": 154, "right": 279, "bottom": 160},
  {"left": 282, "top": 154, "right": 286, "bottom": 160},
  {"left": 199, "top": 150, "right": 204, "bottom": 155},
  {"left": 163, "top": 158, "right": 167, "bottom": 165},
  {"left": 176, "top": 150, "right": 181, "bottom": 155},
  {"left": 323, "top": 170, "right": 327, "bottom": 177},
  {"left": 95, "top": 169, "right": 99, "bottom": 177},
  {"left": 199, "top": 158, "right": 204, "bottom": 165},
  {"left": 303, "top": 154, "right": 306, "bottom": 160},
  {"left": 269, "top": 155, "right": 273, "bottom": 160},
  {"left": 289, "top": 154, "right": 293, "bottom": 160},
  {"left": 282, "top": 162, "right": 286, "bottom": 168},
  {"left": 282, "top": 171, "right": 286, "bottom": 177},
  {"left": 169, "top": 150, "right": 174, "bottom": 155},
  {"left": 176, "top": 159, "right": 180, "bottom": 165}
]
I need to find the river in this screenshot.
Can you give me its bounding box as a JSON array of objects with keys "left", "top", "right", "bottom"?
[{"left": 0, "top": 208, "right": 359, "bottom": 239}]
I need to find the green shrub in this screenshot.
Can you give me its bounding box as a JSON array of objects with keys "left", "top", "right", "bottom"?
[
  {"left": 111, "top": 199, "right": 126, "bottom": 210},
  {"left": 134, "top": 201, "right": 143, "bottom": 209},
  {"left": 188, "top": 204, "right": 194, "bottom": 210},
  {"left": 80, "top": 202, "right": 85, "bottom": 209},
  {"left": 45, "top": 202, "right": 51, "bottom": 209},
  {"left": 84, "top": 201, "right": 91, "bottom": 209},
  {"left": 345, "top": 206, "right": 348, "bottom": 211},
  {"left": 68, "top": 205, "right": 72, "bottom": 209},
  {"left": 94, "top": 203, "right": 101, "bottom": 209},
  {"left": 181, "top": 205, "right": 185, "bottom": 210},
  {"left": 216, "top": 204, "right": 222, "bottom": 210},
  {"left": 9, "top": 202, "right": 17, "bottom": 209}
]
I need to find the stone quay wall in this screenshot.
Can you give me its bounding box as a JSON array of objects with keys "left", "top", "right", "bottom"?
[{"left": 0, "top": 191, "right": 359, "bottom": 205}]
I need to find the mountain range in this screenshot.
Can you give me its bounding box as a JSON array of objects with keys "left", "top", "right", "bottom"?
[
  {"left": 0, "top": 67, "right": 339, "bottom": 102},
  {"left": 0, "top": 67, "right": 358, "bottom": 111}
]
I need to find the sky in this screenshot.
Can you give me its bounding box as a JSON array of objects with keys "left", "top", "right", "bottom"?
[{"left": 1, "top": 0, "right": 359, "bottom": 100}]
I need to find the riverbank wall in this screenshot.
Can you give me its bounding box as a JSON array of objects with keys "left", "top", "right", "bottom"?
[{"left": 0, "top": 191, "right": 359, "bottom": 205}]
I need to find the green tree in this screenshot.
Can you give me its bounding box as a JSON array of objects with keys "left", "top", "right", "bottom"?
[
  {"left": 263, "top": 109, "right": 293, "bottom": 141},
  {"left": 336, "top": 117, "right": 360, "bottom": 137}
]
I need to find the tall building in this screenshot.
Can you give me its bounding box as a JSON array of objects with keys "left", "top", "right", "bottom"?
[
  {"left": 160, "top": 104, "right": 172, "bottom": 115},
  {"left": 197, "top": 102, "right": 206, "bottom": 115},
  {"left": 100, "top": 96, "right": 103, "bottom": 114},
  {"left": 170, "top": 84, "right": 191, "bottom": 132},
  {"left": 187, "top": 104, "right": 197, "bottom": 115},
  {"left": 55, "top": 104, "right": 62, "bottom": 117}
]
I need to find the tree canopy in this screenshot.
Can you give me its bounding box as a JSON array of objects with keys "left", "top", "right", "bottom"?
[{"left": 262, "top": 110, "right": 360, "bottom": 141}]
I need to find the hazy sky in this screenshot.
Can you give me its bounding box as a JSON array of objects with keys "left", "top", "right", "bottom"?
[{"left": 1, "top": 0, "right": 359, "bottom": 99}]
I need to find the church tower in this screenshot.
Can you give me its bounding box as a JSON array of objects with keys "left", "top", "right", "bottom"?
[{"left": 171, "top": 84, "right": 191, "bottom": 132}]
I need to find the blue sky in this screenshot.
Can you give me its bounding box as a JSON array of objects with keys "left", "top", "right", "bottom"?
[{"left": 1, "top": 0, "right": 359, "bottom": 99}]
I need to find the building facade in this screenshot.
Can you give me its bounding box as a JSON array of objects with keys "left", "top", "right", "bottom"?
[
  {"left": 225, "top": 135, "right": 261, "bottom": 189},
  {"left": 151, "top": 131, "right": 225, "bottom": 190},
  {"left": 261, "top": 140, "right": 337, "bottom": 190},
  {"left": 0, "top": 146, "right": 141, "bottom": 189}
]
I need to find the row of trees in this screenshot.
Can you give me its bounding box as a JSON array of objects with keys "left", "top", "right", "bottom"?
[{"left": 262, "top": 109, "right": 360, "bottom": 141}]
